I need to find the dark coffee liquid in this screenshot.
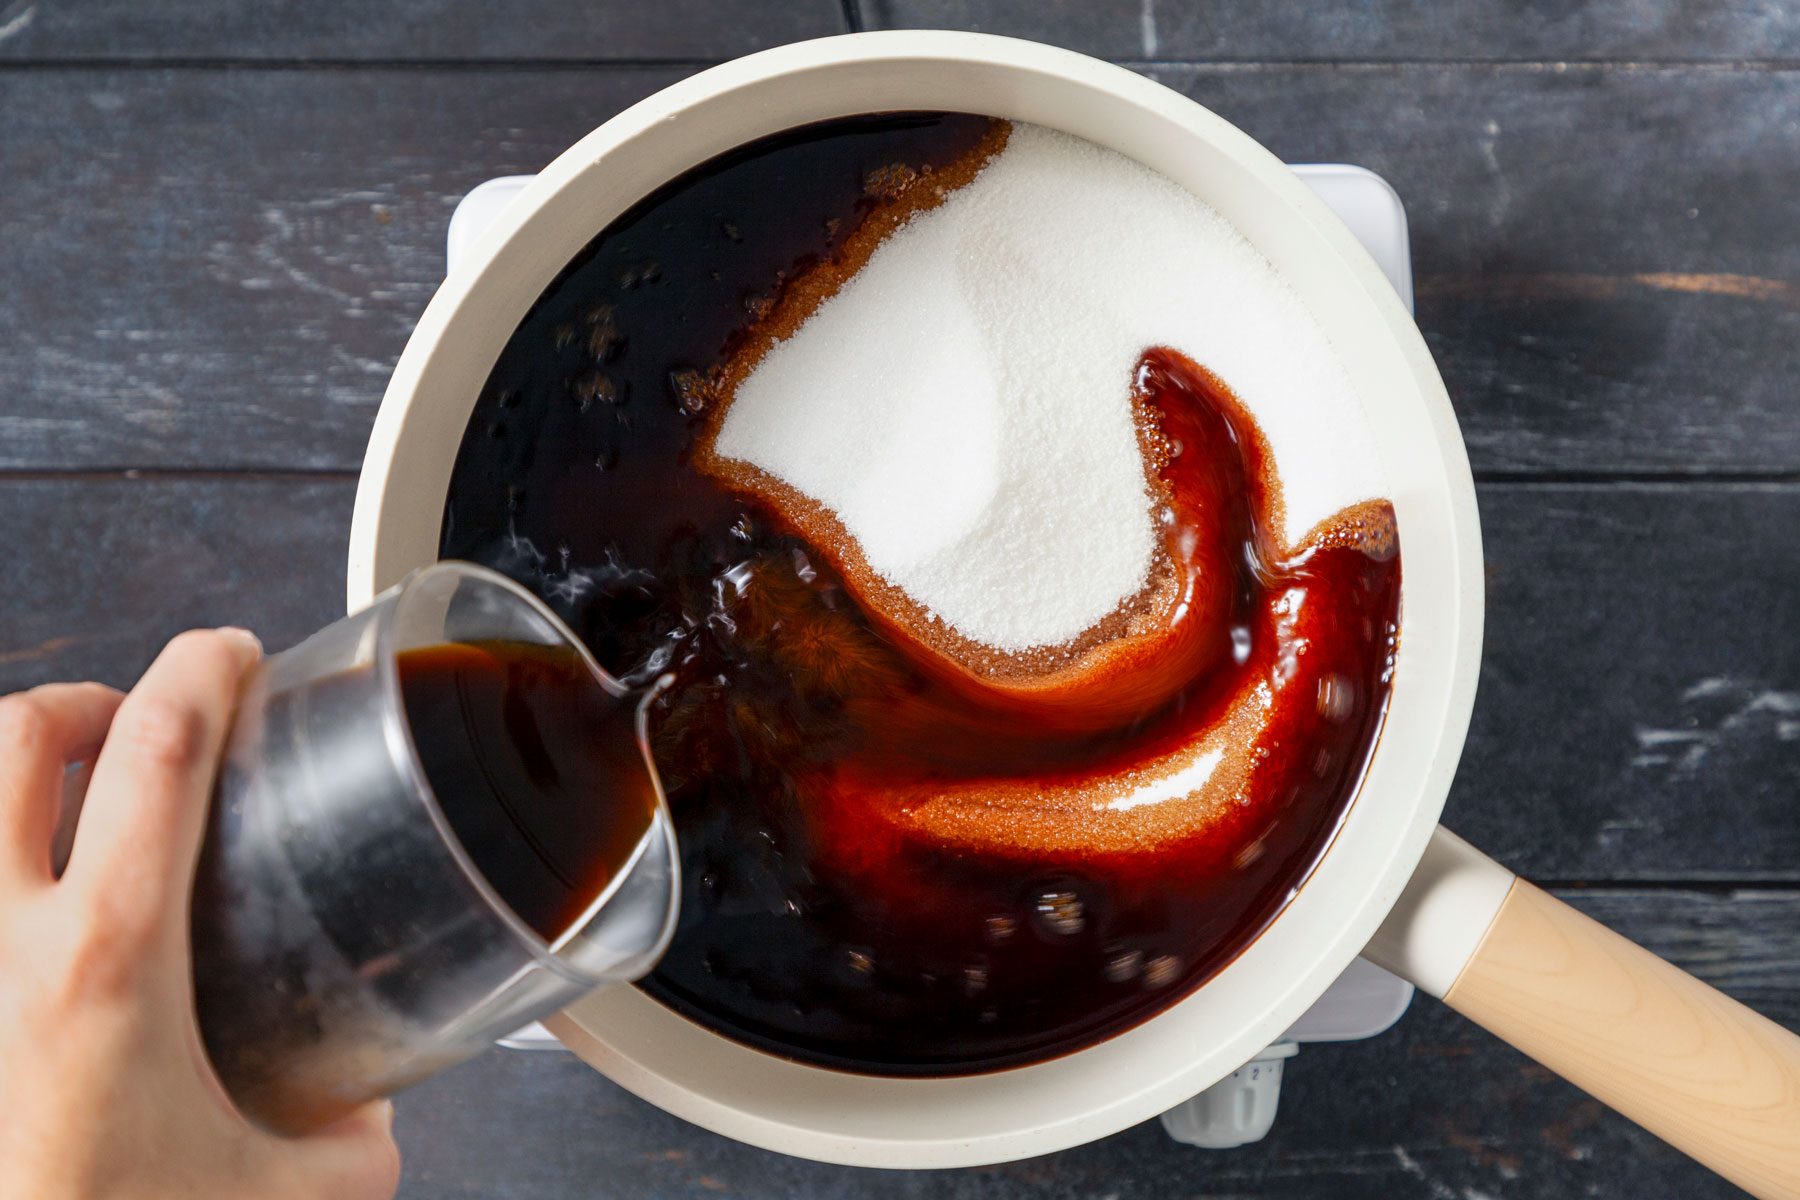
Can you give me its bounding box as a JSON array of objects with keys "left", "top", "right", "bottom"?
[
  {"left": 397, "top": 641, "right": 655, "bottom": 941},
  {"left": 441, "top": 113, "right": 1401, "bottom": 1073},
  {"left": 190, "top": 638, "right": 657, "bottom": 1134}
]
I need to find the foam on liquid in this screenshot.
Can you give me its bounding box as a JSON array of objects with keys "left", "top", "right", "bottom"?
[{"left": 714, "top": 122, "right": 1386, "bottom": 654}]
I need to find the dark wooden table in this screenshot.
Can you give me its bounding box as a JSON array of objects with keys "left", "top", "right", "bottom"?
[{"left": 4, "top": 1, "right": 1796, "bottom": 1196}]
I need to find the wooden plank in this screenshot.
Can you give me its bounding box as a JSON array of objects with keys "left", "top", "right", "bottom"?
[
  {"left": 3, "top": 478, "right": 1797, "bottom": 883},
  {"left": 387, "top": 889, "right": 1799, "bottom": 1200},
  {"left": 0, "top": 67, "right": 685, "bottom": 473},
  {"left": 0, "top": 477, "right": 351, "bottom": 694},
  {"left": 858, "top": 0, "right": 1800, "bottom": 62},
  {"left": 4, "top": 0, "right": 1789, "bottom": 64},
  {"left": 1, "top": 66, "right": 1794, "bottom": 473},
  {"left": 1145, "top": 64, "right": 1800, "bottom": 477},
  {"left": 0, "top": 1, "right": 843, "bottom": 61},
  {"left": 1454, "top": 481, "right": 1800, "bottom": 881}
]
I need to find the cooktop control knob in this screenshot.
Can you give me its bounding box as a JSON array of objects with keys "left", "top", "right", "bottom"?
[{"left": 1159, "top": 1041, "right": 1297, "bottom": 1150}]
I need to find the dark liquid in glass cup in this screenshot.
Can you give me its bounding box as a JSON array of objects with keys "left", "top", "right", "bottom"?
[
  {"left": 396, "top": 641, "right": 657, "bottom": 941},
  {"left": 190, "top": 565, "right": 674, "bottom": 1132}
]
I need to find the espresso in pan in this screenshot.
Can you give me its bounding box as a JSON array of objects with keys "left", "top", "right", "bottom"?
[{"left": 441, "top": 112, "right": 1401, "bottom": 1073}]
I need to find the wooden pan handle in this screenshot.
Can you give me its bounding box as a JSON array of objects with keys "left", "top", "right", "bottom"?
[
  {"left": 1368, "top": 829, "right": 1800, "bottom": 1196},
  {"left": 1445, "top": 879, "right": 1800, "bottom": 1198}
]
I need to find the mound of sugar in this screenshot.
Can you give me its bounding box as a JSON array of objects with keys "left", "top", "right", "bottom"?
[{"left": 714, "top": 122, "right": 1384, "bottom": 653}]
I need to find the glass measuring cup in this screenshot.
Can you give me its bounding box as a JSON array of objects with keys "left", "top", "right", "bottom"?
[{"left": 187, "top": 560, "right": 679, "bottom": 1134}]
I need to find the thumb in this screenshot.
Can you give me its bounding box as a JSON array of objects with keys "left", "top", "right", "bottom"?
[{"left": 282, "top": 1100, "right": 401, "bottom": 1200}]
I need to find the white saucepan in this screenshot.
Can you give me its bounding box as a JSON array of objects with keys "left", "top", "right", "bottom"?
[{"left": 347, "top": 32, "right": 1800, "bottom": 1196}]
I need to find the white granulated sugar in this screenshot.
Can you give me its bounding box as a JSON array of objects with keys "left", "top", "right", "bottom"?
[{"left": 714, "top": 122, "right": 1385, "bottom": 653}]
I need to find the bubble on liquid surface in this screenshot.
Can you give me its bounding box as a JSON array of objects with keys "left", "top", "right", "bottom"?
[
  {"left": 618, "top": 262, "right": 661, "bottom": 290},
  {"left": 1033, "top": 890, "right": 1086, "bottom": 937},
  {"left": 1143, "top": 954, "right": 1182, "bottom": 989},
  {"left": 668, "top": 368, "right": 713, "bottom": 416},
  {"left": 984, "top": 914, "right": 1018, "bottom": 944},
  {"left": 1104, "top": 947, "right": 1143, "bottom": 983},
  {"left": 573, "top": 370, "right": 621, "bottom": 412},
  {"left": 1316, "top": 672, "right": 1356, "bottom": 722},
  {"left": 589, "top": 325, "right": 623, "bottom": 364},
  {"left": 863, "top": 162, "right": 919, "bottom": 197}
]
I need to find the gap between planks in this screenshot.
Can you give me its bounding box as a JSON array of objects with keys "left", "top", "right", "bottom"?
[
  {"left": 0, "top": 56, "right": 1798, "bottom": 71},
  {"left": 1540, "top": 880, "right": 1800, "bottom": 893},
  {"left": 0, "top": 468, "right": 359, "bottom": 483}
]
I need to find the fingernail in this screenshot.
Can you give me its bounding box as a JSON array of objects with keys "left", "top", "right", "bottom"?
[{"left": 219, "top": 626, "right": 263, "bottom": 655}]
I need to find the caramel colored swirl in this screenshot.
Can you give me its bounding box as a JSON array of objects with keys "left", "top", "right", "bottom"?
[{"left": 695, "top": 347, "right": 1397, "bottom": 865}]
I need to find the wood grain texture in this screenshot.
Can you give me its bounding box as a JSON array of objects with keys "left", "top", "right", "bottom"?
[
  {"left": 385, "top": 886, "right": 1800, "bottom": 1199},
  {"left": 3, "top": 478, "right": 1796, "bottom": 880},
  {"left": 1445, "top": 881, "right": 1800, "bottom": 1199},
  {"left": 0, "top": 477, "right": 350, "bottom": 694},
  {"left": 0, "top": 0, "right": 844, "bottom": 61},
  {"left": 0, "top": 67, "right": 683, "bottom": 472},
  {"left": 1, "top": 467, "right": 1795, "bottom": 1191},
  {"left": 3, "top": 0, "right": 1792, "bottom": 63},
  {"left": 3, "top": 2, "right": 1796, "bottom": 1196},
  {"left": 859, "top": 0, "right": 1800, "bottom": 61},
  {"left": 1144, "top": 64, "right": 1800, "bottom": 476},
  {"left": 1455, "top": 482, "right": 1800, "bottom": 882},
  {"left": 0, "top": 66, "right": 1795, "bottom": 472}
]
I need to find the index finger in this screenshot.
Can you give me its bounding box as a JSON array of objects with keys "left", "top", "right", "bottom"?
[{"left": 63, "top": 628, "right": 262, "bottom": 924}]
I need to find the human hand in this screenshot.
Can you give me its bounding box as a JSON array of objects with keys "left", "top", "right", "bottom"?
[{"left": 0, "top": 630, "right": 401, "bottom": 1200}]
